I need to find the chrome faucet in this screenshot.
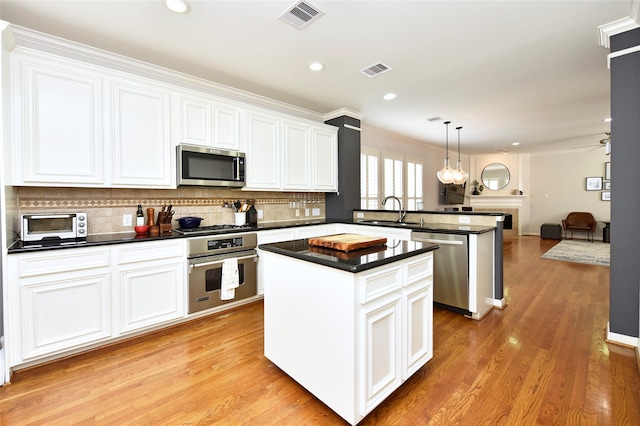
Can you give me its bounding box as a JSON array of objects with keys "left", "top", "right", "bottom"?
[{"left": 382, "top": 195, "right": 406, "bottom": 223}]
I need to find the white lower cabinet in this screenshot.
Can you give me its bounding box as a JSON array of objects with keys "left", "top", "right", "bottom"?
[
  {"left": 117, "top": 263, "right": 183, "bottom": 334},
  {"left": 8, "top": 240, "right": 186, "bottom": 368},
  {"left": 9, "top": 247, "right": 112, "bottom": 364},
  {"left": 115, "top": 240, "right": 185, "bottom": 335}
]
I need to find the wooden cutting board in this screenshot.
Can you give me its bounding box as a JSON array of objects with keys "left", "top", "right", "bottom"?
[{"left": 308, "top": 233, "right": 387, "bottom": 252}]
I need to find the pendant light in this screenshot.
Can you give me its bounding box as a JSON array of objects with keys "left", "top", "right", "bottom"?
[
  {"left": 437, "top": 121, "right": 456, "bottom": 184},
  {"left": 453, "top": 126, "right": 469, "bottom": 185}
]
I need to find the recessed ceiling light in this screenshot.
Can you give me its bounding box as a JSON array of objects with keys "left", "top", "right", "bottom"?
[
  {"left": 512, "top": 142, "right": 520, "bottom": 146},
  {"left": 308, "top": 62, "right": 324, "bottom": 71},
  {"left": 603, "top": 117, "right": 612, "bottom": 122},
  {"left": 163, "top": 0, "right": 190, "bottom": 14},
  {"left": 383, "top": 93, "right": 397, "bottom": 100}
]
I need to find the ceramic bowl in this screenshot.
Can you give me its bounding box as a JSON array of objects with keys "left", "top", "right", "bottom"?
[{"left": 134, "top": 225, "right": 150, "bottom": 234}]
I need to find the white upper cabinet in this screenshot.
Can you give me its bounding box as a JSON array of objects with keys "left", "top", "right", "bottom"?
[
  {"left": 245, "top": 111, "right": 281, "bottom": 189},
  {"left": 244, "top": 111, "right": 338, "bottom": 192},
  {"left": 11, "top": 49, "right": 175, "bottom": 188},
  {"left": 109, "top": 78, "right": 173, "bottom": 187},
  {"left": 12, "top": 51, "right": 105, "bottom": 186},
  {"left": 177, "top": 92, "right": 241, "bottom": 151},
  {"left": 282, "top": 120, "right": 312, "bottom": 190},
  {"left": 312, "top": 125, "right": 338, "bottom": 191}
]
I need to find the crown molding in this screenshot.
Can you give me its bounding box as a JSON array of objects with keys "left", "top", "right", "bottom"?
[
  {"left": 598, "top": 0, "right": 640, "bottom": 48},
  {"left": 9, "top": 24, "right": 331, "bottom": 123},
  {"left": 323, "top": 108, "right": 364, "bottom": 122}
]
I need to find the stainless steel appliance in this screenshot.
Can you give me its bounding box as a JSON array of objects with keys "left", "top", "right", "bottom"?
[
  {"left": 187, "top": 232, "right": 258, "bottom": 313},
  {"left": 177, "top": 144, "right": 245, "bottom": 188},
  {"left": 411, "top": 231, "right": 469, "bottom": 315},
  {"left": 174, "top": 224, "right": 250, "bottom": 236},
  {"left": 21, "top": 213, "right": 88, "bottom": 242}
]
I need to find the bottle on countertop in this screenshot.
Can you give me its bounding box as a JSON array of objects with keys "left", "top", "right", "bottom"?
[
  {"left": 136, "top": 205, "right": 144, "bottom": 226},
  {"left": 246, "top": 204, "right": 258, "bottom": 227}
]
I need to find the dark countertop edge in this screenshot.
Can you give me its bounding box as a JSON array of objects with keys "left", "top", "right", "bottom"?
[
  {"left": 354, "top": 209, "right": 507, "bottom": 216},
  {"left": 259, "top": 241, "right": 439, "bottom": 273},
  {"left": 7, "top": 218, "right": 494, "bottom": 254}
]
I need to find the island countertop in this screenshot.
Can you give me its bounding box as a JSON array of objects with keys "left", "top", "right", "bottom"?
[{"left": 258, "top": 237, "right": 438, "bottom": 273}]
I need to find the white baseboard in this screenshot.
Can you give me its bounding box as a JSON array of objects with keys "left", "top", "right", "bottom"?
[
  {"left": 606, "top": 322, "right": 639, "bottom": 348},
  {"left": 493, "top": 298, "right": 507, "bottom": 309}
]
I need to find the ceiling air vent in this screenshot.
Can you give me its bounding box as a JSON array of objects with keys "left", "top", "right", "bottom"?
[
  {"left": 279, "top": 1, "right": 324, "bottom": 30},
  {"left": 360, "top": 62, "right": 391, "bottom": 78}
]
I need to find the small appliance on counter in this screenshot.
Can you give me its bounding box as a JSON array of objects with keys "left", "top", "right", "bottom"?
[{"left": 20, "top": 213, "right": 88, "bottom": 242}]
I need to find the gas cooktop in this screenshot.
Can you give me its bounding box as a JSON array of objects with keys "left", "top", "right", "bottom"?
[{"left": 173, "top": 224, "right": 252, "bottom": 236}]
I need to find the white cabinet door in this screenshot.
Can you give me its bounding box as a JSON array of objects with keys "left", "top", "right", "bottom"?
[
  {"left": 178, "top": 93, "right": 241, "bottom": 150},
  {"left": 403, "top": 286, "right": 432, "bottom": 378},
  {"left": 282, "top": 120, "right": 311, "bottom": 190},
  {"left": 117, "top": 261, "right": 184, "bottom": 334},
  {"left": 9, "top": 247, "right": 112, "bottom": 364},
  {"left": 312, "top": 126, "right": 338, "bottom": 191},
  {"left": 361, "top": 296, "right": 402, "bottom": 414},
  {"left": 179, "top": 94, "right": 211, "bottom": 146},
  {"left": 115, "top": 240, "right": 185, "bottom": 333},
  {"left": 19, "top": 273, "right": 112, "bottom": 361},
  {"left": 12, "top": 51, "right": 104, "bottom": 186},
  {"left": 245, "top": 111, "right": 280, "bottom": 189},
  {"left": 109, "top": 79, "right": 173, "bottom": 187}
]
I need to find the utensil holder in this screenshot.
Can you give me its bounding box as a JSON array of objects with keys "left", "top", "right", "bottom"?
[{"left": 234, "top": 212, "right": 245, "bottom": 226}]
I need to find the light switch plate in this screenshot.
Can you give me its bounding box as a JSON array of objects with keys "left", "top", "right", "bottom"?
[
  {"left": 257, "top": 209, "right": 264, "bottom": 219},
  {"left": 459, "top": 216, "right": 471, "bottom": 224},
  {"left": 123, "top": 214, "right": 132, "bottom": 226}
]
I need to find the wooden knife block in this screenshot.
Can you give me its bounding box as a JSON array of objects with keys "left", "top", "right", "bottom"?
[{"left": 159, "top": 223, "right": 172, "bottom": 233}]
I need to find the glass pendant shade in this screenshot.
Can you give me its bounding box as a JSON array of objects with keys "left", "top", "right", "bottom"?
[
  {"left": 453, "top": 126, "right": 468, "bottom": 185},
  {"left": 437, "top": 158, "right": 456, "bottom": 184},
  {"left": 437, "top": 121, "right": 456, "bottom": 184},
  {"left": 453, "top": 159, "right": 469, "bottom": 185}
]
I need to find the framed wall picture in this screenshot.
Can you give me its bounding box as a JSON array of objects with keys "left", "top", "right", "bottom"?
[
  {"left": 604, "top": 181, "right": 611, "bottom": 190},
  {"left": 586, "top": 177, "right": 603, "bottom": 191},
  {"left": 602, "top": 191, "right": 611, "bottom": 201},
  {"left": 605, "top": 162, "right": 611, "bottom": 180}
]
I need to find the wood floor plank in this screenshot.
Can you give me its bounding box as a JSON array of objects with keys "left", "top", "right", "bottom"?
[{"left": 1, "top": 236, "right": 639, "bottom": 425}]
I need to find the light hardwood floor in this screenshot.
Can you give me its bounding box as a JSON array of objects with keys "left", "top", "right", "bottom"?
[{"left": 1, "top": 236, "right": 639, "bottom": 425}]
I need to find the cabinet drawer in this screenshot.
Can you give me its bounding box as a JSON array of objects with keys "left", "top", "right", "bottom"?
[
  {"left": 359, "top": 266, "right": 402, "bottom": 305},
  {"left": 16, "top": 247, "right": 111, "bottom": 278},
  {"left": 117, "top": 240, "right": 184, "bottom": 264},
  {"left": 406, "top": 253, "right": 433, "bottom": 285}
]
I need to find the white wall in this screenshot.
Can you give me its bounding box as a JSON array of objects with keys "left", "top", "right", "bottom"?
[
  {"left": 361, "top": 124, "right": 470, "bottom": 210},
  {"left": 525, "top": 149, "right": 610, "bottom": 238}
]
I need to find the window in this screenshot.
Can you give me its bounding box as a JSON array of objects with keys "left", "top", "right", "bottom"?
[
  {"left": 406, "top": 157, "right": 423, "bottom": 210},
  {"left": 383, "top": 152, "right": 403, "bottom": 211},
  {"left": 361, "top": 148, "right": 379, "bottom": 209},
  {"left": 360, "top": 149, "right": 423, "bottom": 210}
]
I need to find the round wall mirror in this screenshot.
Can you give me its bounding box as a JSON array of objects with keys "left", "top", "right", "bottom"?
[{"left": 481, "top": 163, "right": 510, "bottom": 190}]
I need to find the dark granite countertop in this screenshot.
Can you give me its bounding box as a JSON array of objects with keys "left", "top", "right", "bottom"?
[
  {"left": 258, "top": 238, "right": 438, "bottom": 273},
  {"left": 7, "top": 217, "right": 493, "bottom": 254}
]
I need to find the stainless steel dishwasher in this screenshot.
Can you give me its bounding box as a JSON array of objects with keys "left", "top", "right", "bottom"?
[{"left": 411, "top": 231, "right": 469, "bottom": 314}]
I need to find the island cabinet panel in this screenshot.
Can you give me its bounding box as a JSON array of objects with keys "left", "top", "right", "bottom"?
[{"left": 262, "top": 249, "right": 433, "bottom": 425}]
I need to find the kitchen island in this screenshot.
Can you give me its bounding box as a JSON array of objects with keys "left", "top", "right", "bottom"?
[{"left": 259, "top": 236, "right": 438, "bottom": 425}]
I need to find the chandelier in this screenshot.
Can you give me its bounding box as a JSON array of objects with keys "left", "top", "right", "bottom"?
[{"left": 436, "top": 121, "right": 455, "bottom": 184}]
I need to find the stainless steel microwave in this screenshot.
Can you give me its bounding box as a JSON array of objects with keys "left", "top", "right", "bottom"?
[
  {"left": 177, "top": 145, "right": 245, "bottom": 188},
  {"left": 21, "top": 213, "right": 88, "bottom": 242}
]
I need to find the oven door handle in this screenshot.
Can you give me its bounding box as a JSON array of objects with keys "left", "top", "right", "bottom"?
[{"left": 189, "top": 253, "right": 258, "bottom": 274}]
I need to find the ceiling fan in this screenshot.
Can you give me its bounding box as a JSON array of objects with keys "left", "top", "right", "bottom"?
[{"left": 572, "top": 132, "right": 611, "bottom": 154}]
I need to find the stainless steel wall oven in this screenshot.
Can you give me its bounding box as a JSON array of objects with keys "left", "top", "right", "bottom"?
[{"left": 187, "top": 232, "right": 257, "bottom": 313}]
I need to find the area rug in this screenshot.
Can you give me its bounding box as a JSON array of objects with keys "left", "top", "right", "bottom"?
[{"left": 541, "top": 240, "right": 610, "bottom": 266}]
